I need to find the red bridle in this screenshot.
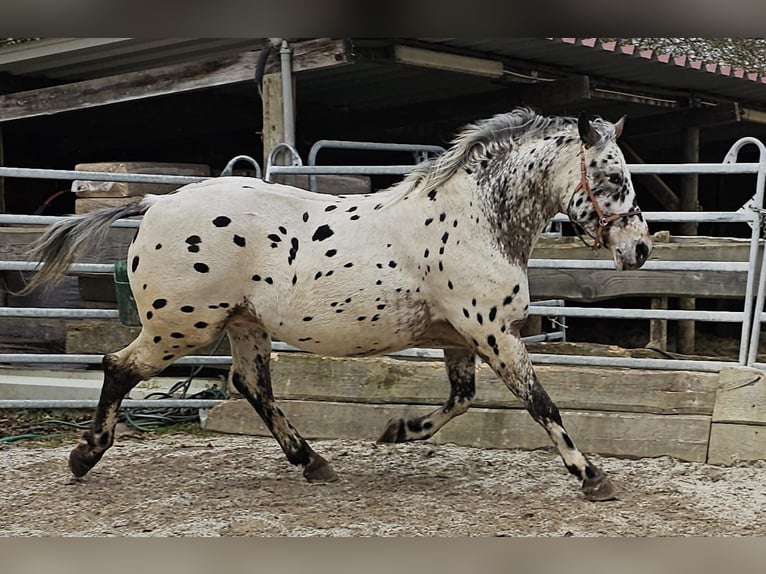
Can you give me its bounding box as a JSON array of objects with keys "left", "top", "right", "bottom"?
[{"left": 570, "top": 145, "right": 642, "bottom": 251}]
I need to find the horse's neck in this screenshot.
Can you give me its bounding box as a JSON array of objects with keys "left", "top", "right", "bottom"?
[{"left": 472, "top": 143, "right": 563, "bottom": 265}]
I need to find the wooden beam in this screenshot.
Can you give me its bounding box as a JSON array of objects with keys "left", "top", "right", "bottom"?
[
  {"left": 517, "top": 75, "right": 592, "bottom": 112},
  {"left": 624, "top": 103, "right": 741, "bottom": 137},
  {"left": 621, "top": 142, "right": 680, "bottom": 211},
  {"left": 208, "top": 399, "right": 711, "bottom": 462},
  {"left": 299, "top": 75, "right": 591, "bottom": 138},
  {"left": 528, "top": 268, "right": 748, "bottom": 301},
  {"left": 678, "top": 125, "right": 700, "bottom": 355},
  {"left": 0, "top": 38, "right": 350, "bottom": 123},
  {"left": 264, "top": 38, "right": 352, "bottom": 75}
]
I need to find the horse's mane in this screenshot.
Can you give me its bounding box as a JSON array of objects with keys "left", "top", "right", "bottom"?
[{"left": 404, "top": 107, "right": 616, "bottom": 195}]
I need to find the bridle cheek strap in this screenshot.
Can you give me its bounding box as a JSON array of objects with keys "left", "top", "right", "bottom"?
[{"left": 572, "top": 145, "right": 642, "bottom": 251}]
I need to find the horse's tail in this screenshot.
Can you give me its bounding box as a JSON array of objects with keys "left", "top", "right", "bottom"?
[{"left": 18, "top": 195, "right": 158, "bottom": 296}]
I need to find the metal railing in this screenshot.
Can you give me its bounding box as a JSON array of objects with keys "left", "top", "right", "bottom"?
[{"left": 1, "top": 138, "right": 766, "bottom": 375}]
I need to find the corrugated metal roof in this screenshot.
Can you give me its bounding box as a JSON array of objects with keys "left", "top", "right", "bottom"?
[
  {"left": 3, "top": 37, "right": 766, "bottom": 112},
  {"left": 419, "top": 38, "right": 766, "bottom": 107}
]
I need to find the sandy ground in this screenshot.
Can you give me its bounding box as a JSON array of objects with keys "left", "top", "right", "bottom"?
[{"left": 1, "top": 432, "right": 765, "bottom": 537}]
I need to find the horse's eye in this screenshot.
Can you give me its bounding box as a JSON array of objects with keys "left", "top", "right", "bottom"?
[{"left": 608, "top": 174, "right": 624, "bottom": 186}]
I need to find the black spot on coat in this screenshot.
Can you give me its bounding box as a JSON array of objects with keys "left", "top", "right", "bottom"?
[
  {"left": 312, "top": 224, "right": 334, "bottom": 242},
  {"left": 213, "top": 216, "right": 231, "bottom": 227}
]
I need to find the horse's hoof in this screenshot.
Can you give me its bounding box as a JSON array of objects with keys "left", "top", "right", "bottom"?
[
  {"left": 68, "top": 445, "right": 103, "bottom": 478},
  {"left": 582, "top": 469, "right": 617, "bottom": 502},
  {"left": 303, "top": 455, "right": 339, "bottom": 483},
  {"left": 377, "top": 417, "right": 406, "bottom": 443}
]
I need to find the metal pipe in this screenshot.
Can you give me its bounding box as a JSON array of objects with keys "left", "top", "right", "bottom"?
[
  {"left": 0, "top": 211, "right": 755, "bottom": 228},
  {"left": 0, "top": 399, "right": 223, "bottom": 409},
  {"left": 0, "top": 262, "right": 115, "bottom": 273},
  {"left": 629, "top": 163, "right": 762, "bottom": 174},
  {"left": 264, "top": 142, "right": 302, "bottom": 183},
  {"left": 0, "top": 308, "right": 120, "bottom": 319},
  {"left": 528, "top": 306, "right": 743, "bottom": 322},
  {"left": 0, "top": 166, "right": 206, "bottom": 185},
  {"left": 0, "top": 214, "right": 140, "bottom": 227},
  {"left": 0, "top": 353, "right": 732, "bottom": 373},
  {"left": 745, "top": 142, "right": 766, "bottom": 364},
  {"left": 306, "top": 140, "right": 445, "bottom": 192},
  {"left": 3, "top": 259, "right": 746, "bottom": 274},
  {"left": 280, "top": 40, "right": 295, "bottom": 148},
  {"left": 307, "top": 140, "right": 445, "bottom": 165},
  {"left": 267, "top": 165, "right": 414, "bottom": 176},
  {"left": 528, "top": 259, "right": 749, "bottom": 271},
  {"left": 220, "top": 155, "right": 263, "bottom": 178},
  {"left": 0, "top": 162, "right": 759, "bottom": 184}
]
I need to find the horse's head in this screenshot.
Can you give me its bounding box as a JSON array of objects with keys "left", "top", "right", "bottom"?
[{"left": 565, "top": 113, "right": 652, "bottom": 271}]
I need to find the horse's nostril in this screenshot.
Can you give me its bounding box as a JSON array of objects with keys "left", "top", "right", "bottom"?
[{"left": 636, "top": 241, "right": 649, "bottom": 262}]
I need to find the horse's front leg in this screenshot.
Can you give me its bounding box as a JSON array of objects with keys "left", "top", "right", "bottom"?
[{"left": 475, "top": 330, "right": 616, "bottom": 501}]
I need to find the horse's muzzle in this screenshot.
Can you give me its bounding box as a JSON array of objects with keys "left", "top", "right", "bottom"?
[{"left": 616, "top": 239, "right": 651, "bottom": 271}]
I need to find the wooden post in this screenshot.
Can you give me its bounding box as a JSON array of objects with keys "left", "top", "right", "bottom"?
[
  {"left": 0, "top": 125, "right": 5, "bottom": 214},
  {"left": 0, "top": 126, "right": 5, "bottom": 308},
  {"left": 648, "top": 297, "right": 668, "bottom": 351},
  {"left": 262, "top": 72, "right": 296, "bottom": 186},
  {"left": 678, "top": 126, "right": 700, "bottom": 355}
]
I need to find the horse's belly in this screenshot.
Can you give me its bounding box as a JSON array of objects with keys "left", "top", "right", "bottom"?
[
  {"left": 272, "top": 324, "right": 412, "bottom": 357},
  {"left": 263, "top": 294, "right": 434, "bottom": 357}
]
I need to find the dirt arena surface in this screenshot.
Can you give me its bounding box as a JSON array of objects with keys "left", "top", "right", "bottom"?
[{"left": 1, "top": 431, "right": 765, "bottom": 537}]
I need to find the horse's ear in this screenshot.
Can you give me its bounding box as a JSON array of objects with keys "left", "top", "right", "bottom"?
[
  {"left": 614, "top": 115, "right": 627, "bottom": 139},
  {"left": 578, "top": 111, "right": 600, "bottom": 148}
]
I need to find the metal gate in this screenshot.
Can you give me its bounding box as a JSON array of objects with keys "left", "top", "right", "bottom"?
[{"left": 1, "top": 136, "right": 766, "bottom": 382}]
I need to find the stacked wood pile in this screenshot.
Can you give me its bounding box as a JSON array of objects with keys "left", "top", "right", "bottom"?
[
  {"left": 204, "top": 352, "right": 720, "bottom": 463},
  {"left": 709, "top": 366, "right": 766, "bottom": 464},
  {"left": 72, "top": 161, "right": 210, "bottom": 214},
  {"left": 203, "top": 354, "right": 766, "bottom": 465}
]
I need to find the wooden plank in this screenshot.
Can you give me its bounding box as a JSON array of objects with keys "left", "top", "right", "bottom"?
[
  {"left": 74, "top": 161, "right": 210, "bottom": 198},
  {"left": 528, "top": 268, "right": 748, "bottom": 300},
  {"left": 0, "top": 39, "right": 350, "bottom": 122},
  {"left": 291, "top": 175, "right": 372, "bottom": 195},
  {"left": 206, "top": 399, "right": 711, "bottom": 462},
  {"left": 268, "top": 353, "right": 718, "bottom": 415},
  {"left": 712, "top": 366, "right": 766, "bottom": 425},
  {"left": 65, "top": 320, "right": 229, "bottom": 356},
  {"left": 436, "top": 409, "right": 710, "bottom": 462},
  {"left": 708, "top": 423, "right": 766, "bottom": 465},
  {"left": 531, "top": 234, "right": 754, "bottom": 262}
]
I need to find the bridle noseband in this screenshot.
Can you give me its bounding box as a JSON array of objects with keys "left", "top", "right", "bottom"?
[{"left": 570, "top": 145, "right": 642, "bottom": 250}]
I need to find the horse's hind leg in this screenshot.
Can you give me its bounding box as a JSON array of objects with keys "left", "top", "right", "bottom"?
[
  {"left": 69, "top": 331, "right": 172, "bottom": 477},
  {"left": 477, "top": 334, "right": 615, "bottom": 501},
  {"left": 378, "top": 347, "right": 475, "bottom": 443},
  {"left": 226, "top": 322, "right": 338, "bottom": 483}
]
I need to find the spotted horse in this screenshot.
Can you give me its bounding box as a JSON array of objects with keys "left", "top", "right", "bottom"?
[{"left": 24, "top": 107, "right": 651, "bottom": 501}]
